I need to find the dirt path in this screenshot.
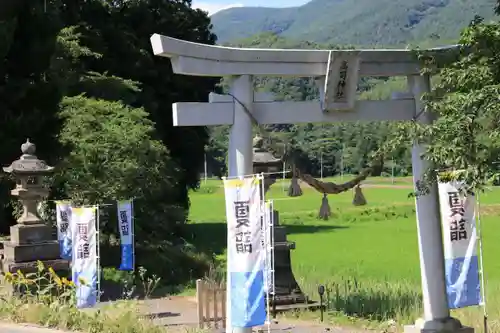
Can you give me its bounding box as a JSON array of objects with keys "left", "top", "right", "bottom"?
[
  {"left": 359, "top": 183, "right": 412, "bottom": 189},
  {"left": 286, "top": 180, "right": 414, "bottom": 190},
  {"left": 137, "top": 296, "right": 200, "bottom": 329},
  {"left": 132, "top": 296, "right": 376, "bottom": 333},
  {"left": 0, "top": 322, "right": 71, "bottom": 333}
]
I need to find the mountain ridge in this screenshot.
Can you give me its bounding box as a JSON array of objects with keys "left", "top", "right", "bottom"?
[{"left": 210, "top": 0, "right": 498, "bottom": 46}]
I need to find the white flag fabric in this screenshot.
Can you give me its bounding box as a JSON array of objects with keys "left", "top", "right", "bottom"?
[
  {"left": 223, "top": 175, "right": 266, "bottom": 328},
  {"left": 71, "top": 206, "right": 98, "bottom": 308},
  {"left": 438, "top": 181, "right": 481, "bottom": 309},
  {"left": 55, "top": 201, "right": 72, "bottom": 260},
  {"left": 117, "top": 200, "right": 134, "bottom": 271}
]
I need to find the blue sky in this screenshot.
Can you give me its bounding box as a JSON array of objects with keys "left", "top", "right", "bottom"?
[{"left": 192, "top": 0, "right": 310, "bottom": 15}]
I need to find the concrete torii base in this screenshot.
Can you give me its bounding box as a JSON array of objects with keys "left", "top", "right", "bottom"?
[
  {"left": 404, "top": 318, "right": 474, "bottom": 333},
  {"left": 404, "top": 325, "right": 474, "bottom": 333}
]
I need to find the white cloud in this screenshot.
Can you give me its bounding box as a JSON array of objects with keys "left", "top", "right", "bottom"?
[{"left": 192, "top": 1, "right": 244, "bottom": 15}]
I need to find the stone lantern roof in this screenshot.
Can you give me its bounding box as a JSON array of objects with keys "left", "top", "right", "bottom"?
[
  {"left": 3, "top": 139, "right": 54, "bottom": 175},
  {"left": 252, "top": 135, "right": 281, "bottom": 167}
]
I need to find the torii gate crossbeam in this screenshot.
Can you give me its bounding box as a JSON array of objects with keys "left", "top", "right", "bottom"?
[{"left": 150, "top": 33, "right": 473, "bottom": 333}]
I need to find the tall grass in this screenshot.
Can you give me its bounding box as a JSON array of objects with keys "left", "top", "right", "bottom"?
[
  {"left": 0, "top": 261, "right": 208, "bottom": 332},
  {"left": 297, "top": 276, "right": 421, "bottom": 323}
]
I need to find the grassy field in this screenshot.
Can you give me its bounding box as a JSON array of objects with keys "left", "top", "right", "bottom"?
[{"left": 187, "top": 177, "right": 500, "bottom": 332}]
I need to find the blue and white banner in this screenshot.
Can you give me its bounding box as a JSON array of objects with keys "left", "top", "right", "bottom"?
[
  {"left": 262, "top": 200, "right": 273, "bottom": 294},
  {"left": 117, "top": 200, "right": 134, "bottom": 271},
  {"left": 223, "top": 175, "right": 266, "bottom": 328},
  {"left": 71, "top": 206, "right": 98, "bottom": 309},
  {"left": 55, "top": 201, "right": 72, "bottom": 261},
  {"left": 439, "top": 181, "right": 481, "bottom": 309}
]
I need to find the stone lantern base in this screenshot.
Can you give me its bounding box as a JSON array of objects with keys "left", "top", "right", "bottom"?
[
  {"left": 1, "top": 224, "right": 69, "bottom": 292},
  {"left": 2, "top": 258, "right": 69, "bottom": 275},
  {"left": 9, "top": 224, "right": 53, "bottom": 245}
]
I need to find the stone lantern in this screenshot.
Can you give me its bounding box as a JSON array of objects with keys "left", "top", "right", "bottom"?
[
  {"left": 252, "top": 135, "right": 282, "bottom": 193},
  {"left": 1, "top": 139, "right": 68, "bottom": 275},
  {"left": 252, "top": 136, "right": 319, "bottom": 315}
]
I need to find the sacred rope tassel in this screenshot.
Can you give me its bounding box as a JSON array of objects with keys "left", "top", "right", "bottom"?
[
  {"left": 288, "top": 166, "right": 303, "bottom": 197},
  {"left": 352, "top": 183, "right": 367, "bottom": 206},
  {"left": 318, "top": 193, "right": 331, "bottom": 220}
]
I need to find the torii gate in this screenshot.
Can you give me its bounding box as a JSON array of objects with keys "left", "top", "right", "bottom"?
[{"left": 150, "top": 34, "right": 473, "bottom": 333}]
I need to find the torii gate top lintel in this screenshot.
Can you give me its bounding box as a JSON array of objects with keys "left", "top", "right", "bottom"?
[
  {"left": 150, "top": 33, "right": 424, "bottom": 77},
  {"left": 150, "top": 33, "right": 457, "bottom": 127}
]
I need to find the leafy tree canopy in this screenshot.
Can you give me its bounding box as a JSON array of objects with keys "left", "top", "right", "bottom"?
[{"left": 399, "top": 17, "right": 500, "bottom": 191}]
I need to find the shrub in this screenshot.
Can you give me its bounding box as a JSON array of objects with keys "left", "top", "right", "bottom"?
[{"left": 54, "top": 96, "right": 185, "bottom": 241}]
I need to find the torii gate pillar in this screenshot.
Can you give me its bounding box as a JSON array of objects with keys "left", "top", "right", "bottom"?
[
  {"left": 227, "top": 75, "right": 254, "bottom": 178},
  {"left": 149, "top": 34, "right": 473, "bottom": 333},
  {"left": 403, "top": 76, "right": 473, "bottom": 333},
  {"left": 226, "top": 74, "right": 254, "bottom": 333}
]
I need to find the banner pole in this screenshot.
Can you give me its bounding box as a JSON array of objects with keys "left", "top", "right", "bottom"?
[
  {"left": 264, "top": 201, "right": 271, "bottom": 333},
  {"left": 270, "top": 200, "right": 276, "bottom": 320},
  {"left": 222, "top": 176, "right": 231, "bottom": 330},
  {"left": 96, "top": 205, "right": 101, "bottom": 304},
  {"left": 476, "top": 193, "right": 488, "bottom": 333},
  {"left": 131, "top": 199, "right": 136, "bottom": 271},
  {"left": 260, "top": 172, "right": 265, "bottom": 200},
  {"left": 259, "top": 173, "right": 271, "bottom": 333}
]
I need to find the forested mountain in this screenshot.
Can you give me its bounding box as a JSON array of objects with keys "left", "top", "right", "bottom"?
[{"left": 211, "top": 0, "right": 498, "bottom": 45}]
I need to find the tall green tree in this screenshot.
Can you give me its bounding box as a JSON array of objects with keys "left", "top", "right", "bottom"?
[
  {"left": 425, "top": 18, "right": 500, "bottom": 189},
  {"left": 0, "top": 1, "right": 64, "bottom": 232},
  {"left": 60, "top": 0, "right": 219, "bottom": 209},
  {"left": 380, "top": 15, "right": 500, "bottom": 191},
  {"left": 56, "top": 95, "right": 184, "bottom": 238}
]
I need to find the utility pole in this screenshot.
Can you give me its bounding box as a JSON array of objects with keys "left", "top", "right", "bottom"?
[
  {"left": 320, "top": 152, "right": 323, "bottom": 180},
  {"left": 340, "top": 143, "right": 344, "bottom": 180},
  {"left": 204, "top": 152, "right": 208, "bottom": 184},
  {"left": 282, "top": 161, "right": 286, "bottom": 193},
  {"left": 391, "top": 158, "right": 395, "bottom": 184}
]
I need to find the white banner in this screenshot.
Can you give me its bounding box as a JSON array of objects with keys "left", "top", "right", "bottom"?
[
  {"left": 117, "top": 200, "right": 134, "bottom": 271},
  {"left": 438, "top": 181, "right": 481, "bottom": 308},
  {"left": 262, "top": 200, "right": 273, "bottom": 294},
  {"left": 224, "top": 175, "right": 266, "bottom": 328},
  {"left": 56, "top": 201, "right": 72, "bottom": 260},
  {"left": 71, "top": 206, "right": 98, "bottom": 308}
]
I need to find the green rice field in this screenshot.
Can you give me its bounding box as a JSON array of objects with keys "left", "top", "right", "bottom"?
[{"left": 187, "top": 177, "right": 500, "bottom": 332}]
